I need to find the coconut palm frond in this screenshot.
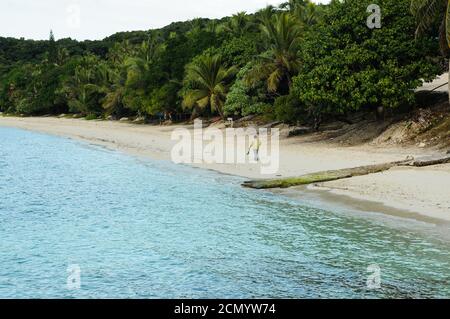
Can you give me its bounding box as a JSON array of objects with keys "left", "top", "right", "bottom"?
[
  {"left": 412, "top": 0, "right": 450, "bottom": 52},
  {"left": 411, "top": 0, "right": 446, "bottom": 36},
  {"left": 182, "top": 55, "right": 236, "bottom": 118},
  {"left": 267, "top": 68, "right": 284, "bottom": 93},
  {"left": 182, "top": 89, "right": 208, "bottom": 110},
  {"left": 244, "top": 60, "right": 276, "bottom": 88},
  {"left": 247, "top": 11, "right": 302, "bottom": 93},
  {"left": 197, "top": 95, "right": 211, "bottom": 109}
]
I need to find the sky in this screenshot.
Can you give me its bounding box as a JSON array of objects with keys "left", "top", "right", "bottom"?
[{"left": 0, "top": 0, "right": 330, "bottom": 41}]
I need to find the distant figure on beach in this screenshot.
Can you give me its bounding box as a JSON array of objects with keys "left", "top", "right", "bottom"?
[{"left": 247, "top": 133, "right": 261, "bottom": 162}]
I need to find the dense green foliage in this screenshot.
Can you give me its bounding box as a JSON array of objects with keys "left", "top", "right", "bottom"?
[
  {"left": 182, "top": 54, "right": 237, "bottom": 118},
  {"left": 293, "top": 0, "right": 441, "bottom": 124},
  {"left": 0, "top": 0, "right": 444, "bottom": 127},
  {"left": 411, "top": 0, "right": 450, "bottom": 55}
]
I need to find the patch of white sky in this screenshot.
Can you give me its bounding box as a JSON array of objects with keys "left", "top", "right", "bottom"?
[{"left": 0, "top": 0, "right": 331, "bottom": 40}]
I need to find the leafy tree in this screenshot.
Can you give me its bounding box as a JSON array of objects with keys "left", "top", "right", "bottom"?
[
  {"left": 160, "top": 29, "right": 220, "bottom": 82},
  {"left": 292, "top": 0, "right": 441, "bottom": 127},
  {"left": 0, "top": 63, "right": 35, "bottom": 113},
  {"left": 224, "top": 62, "right": 271, "bottom": 117},
  {"left": 147, "top": 82, "right": 181, "bottom": 116},
  {"left": 274, "top": 93, "right": 303, "bottom": 123},
  {"left": 0, "top": 0, "right": 444, "bottom": 124},
  {"left": 201, "top": 35, "right": 258, "bottom": 67}
]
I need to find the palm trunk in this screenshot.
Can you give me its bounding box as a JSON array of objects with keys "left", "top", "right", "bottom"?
[
  {"left": 287, "top": 74, "right": 293, "bottom": 90},
  {"left": 190, "top": 106, "right": 199, "bottom": 121},
  {"left": 217, "top": 105, "right": 224, "bottom": 119}
]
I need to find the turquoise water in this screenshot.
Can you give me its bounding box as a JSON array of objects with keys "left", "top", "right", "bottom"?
[{"left": 0, "top": 126, "right": 449, "bottom": 299}]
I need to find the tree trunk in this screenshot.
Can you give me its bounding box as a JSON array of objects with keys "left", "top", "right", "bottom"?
[
  {"left": 242, "top": 155, "right": 450, "bottom": 189},
  {"left": 376, "top": 106, "right": 385, "bottom": 122},
  {"left": 286, "top": 73, "right": 293, "bottom": 90},
  {"left": 217, "top": 105, "right": 224, "bottom": 119},
  {"left": 190, "top": 107, "right": 199, "bottom": 121}
]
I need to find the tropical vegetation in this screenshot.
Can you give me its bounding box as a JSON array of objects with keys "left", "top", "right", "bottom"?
[{"left": 0, "top": 0, "right": 446, "bottom": 128}]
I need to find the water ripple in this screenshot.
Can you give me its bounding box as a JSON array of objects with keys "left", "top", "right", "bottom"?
[{"left": 0, "top": 126, "right": 449, "bottom": 299}]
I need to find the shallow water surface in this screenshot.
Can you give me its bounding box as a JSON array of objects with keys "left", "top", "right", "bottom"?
[{"left": 0, "top": 127, "right": 449, "bottom": 298}]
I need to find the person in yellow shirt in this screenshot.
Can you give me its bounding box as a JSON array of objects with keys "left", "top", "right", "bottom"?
[{"left": 247, "top": 133, "right": 262, "bottom": 162}]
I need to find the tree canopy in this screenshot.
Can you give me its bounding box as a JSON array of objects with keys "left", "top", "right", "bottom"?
[{"left": 0, "top": 0, "right": 444, "bottom": 127}]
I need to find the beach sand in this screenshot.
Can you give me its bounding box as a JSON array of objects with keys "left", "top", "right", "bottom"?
[{"left": 1, "top": 116, "right": 449, "bottom": 222}]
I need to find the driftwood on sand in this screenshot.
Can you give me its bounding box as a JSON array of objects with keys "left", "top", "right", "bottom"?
[
  {"left": 242, "top": 154, "right": 450, "bottom": 189},
  {"left": 411, "top": 154, "right": 450, "bottom": 167}
]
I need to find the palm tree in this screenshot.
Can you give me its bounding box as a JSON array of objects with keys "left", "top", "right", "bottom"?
[
  {"left": 280, "top": 0, "right": 319, "bottom": 27},
  {"left": 56, "top": 47, "right": 70, "bottom": 66},
  {"left": 182, "top": 55, "right": 237, "bottom": 118},
  {"left": 102, "top": 36, "right": 165, "bottom": 117},
  {"left": 279, "top": 0, "right": 307, "bottom": 11},
  {"left": 139, "top": 34, "right": 163, "bottom": 64},
  {"left": 256, "top": 5, "right": 277, "bottom": 22},
  {"left": 205, "top": 20, "right": 220, "bottom": 34},
  {"left": 220, "top": 12, "right": 255, "bottom": 36},
  {"left": 125, "top": 36, "right": 164, "bottom": 88},
  {"left": 292, "top": 0, "right": 319, "bottom": 26},
  {"left": 245, "top": 12, "right": 302, "bottom": 93},
  {"left": 62, "top": 69, "right": 95, "bottom": 114},
  {"left": 102, "top": 84, "right": 126, "bottom": 117},
  {"left": 187, "top": 18, "right": 204, "bottom": 36},
  {"left": 411, "top": 0, "right": 450, "bottom": 100},
  {"left": 412, "top": 0, "right": 450, "bottom": 53},
  {"left": 61, "top": 55, "right": 110, "bottom": 115},
  {"left": 101, "top": 67, "right": 127, "bottom": 117},
  {"left": 108, "top": 40, "right": 134, "bottom": 65}
]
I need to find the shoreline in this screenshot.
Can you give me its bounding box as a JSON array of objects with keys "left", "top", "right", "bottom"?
[{"left": 1, "top": 116, "right": 449, "bottom": 223}]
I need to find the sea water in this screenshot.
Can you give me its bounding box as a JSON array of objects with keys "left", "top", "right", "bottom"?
[{"left": 0, "top": 126, "right": 449, "bottom": 298}]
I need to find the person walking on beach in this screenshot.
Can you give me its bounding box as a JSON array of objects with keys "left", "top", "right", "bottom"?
[{"left": 247, "top": 133, "right": 262, "bottom": 162}]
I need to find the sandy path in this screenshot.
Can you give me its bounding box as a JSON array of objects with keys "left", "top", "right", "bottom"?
[{"left": 1, "top": 116, "right": 449, "bottom": 221}]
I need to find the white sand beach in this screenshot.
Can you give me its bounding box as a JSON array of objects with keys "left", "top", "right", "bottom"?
[{"left": 1, "top": 116, "right": 449, "bottom": 222}]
